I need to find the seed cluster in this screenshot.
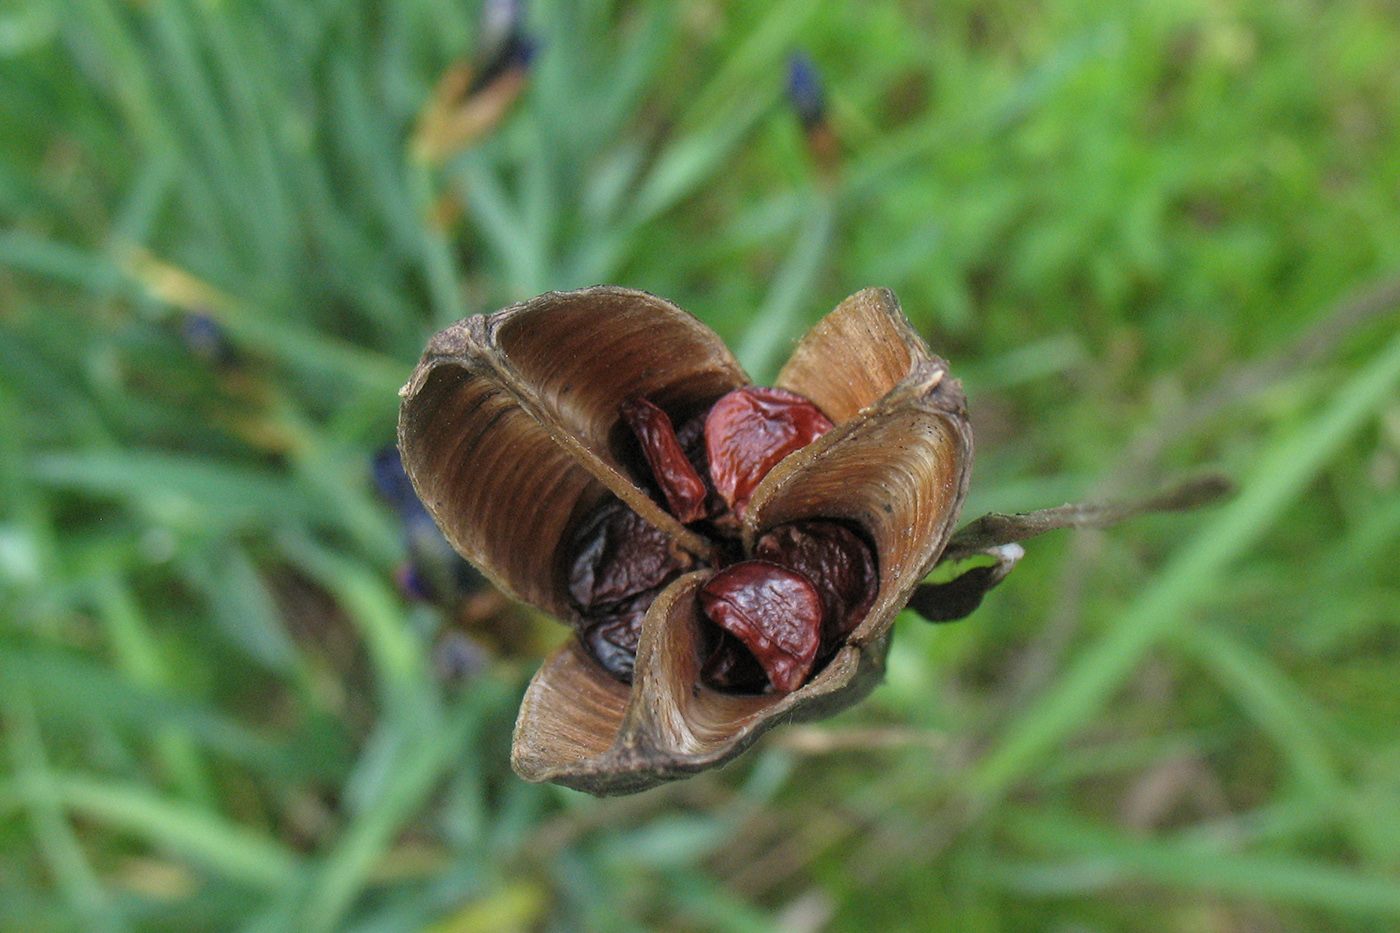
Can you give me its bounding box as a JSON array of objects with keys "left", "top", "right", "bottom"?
[{"left": 568, "top": 387, "right": 878, "bottom": 693}]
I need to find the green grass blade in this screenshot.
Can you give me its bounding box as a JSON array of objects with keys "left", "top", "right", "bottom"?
[
  {"left": 290, "top": 681, "right": 509, "bottom": 933},
  {"left": 1178, "top": 624, "right": 1400, "bottom": 861},
  {"left": 735, "top": 193, "right": 837, "bottom": 382},
  {"left": 0, "top": 230, "right": 125, "bottom": 294},
  {"left": 1, "top": 678, "right": 127, "bottom": 933},
  {"left": 0, "top": 773, "right": 305, "bottom": 891},
  {"left": 625, "top": 94, "right": 779, "bottom": 231},
  {"left": 29, "top": 450, "right": 320, "bottom": 531},
  {"left": 1001, "top": 810, "right": 1400, "bottom": 918},
  {"left": 680, "top": 0, "right": 820, "bottom": 131},
  {"left": 276, "top": 534, "right": 432, "bottom": 722},
  {"left": 970, "top": 321, "right": 1400, "bottom": 804},
  {"left": 92, "top": 565, "right": 216, "bottom": 806},
  {"left": 181, "top": 544, "right": 303, "bottom": 675},
  {"left": 0, "top": 646, "right": 334, "bottom": 781},
  {"left": 1176, "top": 624, "right": 1344, "bottom": 801}
]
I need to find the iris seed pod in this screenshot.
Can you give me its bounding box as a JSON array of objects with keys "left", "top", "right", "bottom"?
[{"left": 398, "top": 286, "right": 973, "bottom": 795}]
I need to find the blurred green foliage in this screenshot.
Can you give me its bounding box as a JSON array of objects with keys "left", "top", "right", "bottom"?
[{"left": 3, "top": 0, "right": 1400, "bottom": 930}]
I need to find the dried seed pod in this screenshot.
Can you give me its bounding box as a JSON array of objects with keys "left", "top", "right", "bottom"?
[{"left": 398, "top": 286, "right": 973, "bottom": 795}]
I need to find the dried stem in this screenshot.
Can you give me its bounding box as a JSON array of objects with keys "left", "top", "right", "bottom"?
[{"left": 943, "top": 474, "right": 1235, "bottom": 560}]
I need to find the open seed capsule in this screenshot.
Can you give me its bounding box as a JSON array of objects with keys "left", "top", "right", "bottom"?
[{"left": 398, "top": 286, "right": 973, "bottom": 795}]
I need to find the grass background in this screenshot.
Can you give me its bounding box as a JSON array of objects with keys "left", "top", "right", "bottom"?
[{"left": 4, "top": 0, "right": 1400, "bottom": 930}]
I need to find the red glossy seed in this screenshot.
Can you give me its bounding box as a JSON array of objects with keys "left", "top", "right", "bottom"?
[
  {"left": 704, "top": 387, "right": 833, "bottom": 517},
  {"left": 754, "top": 521, "right": 877, "bottom": 653},
  {"left": 620, "top": 397, "right": 709, "bottom": 523},
  {"left": 698, "top": 560, "right": 823, "bottom": 693}
]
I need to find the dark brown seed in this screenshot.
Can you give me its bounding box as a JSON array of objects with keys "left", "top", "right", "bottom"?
[
  {"left": 620, "top": 397, "right": 710, "bottom": 523},
  {"left": 568, "top": 497, "right": 686, "bottom": 611},
  {"left": 579, "top": 593, "right": 653, "bottom": 681},
  {"left": 700, "top": 626, "right": 771, "bottom": 694},
  {"left": 754, "top": 520, "right": 877, "bottom": 654},
  {"left": 697, "top": 560, "right": 824, "bottom": 693},
  {"left": 704, "top": 387, "right": 833, "bottom": 518}
]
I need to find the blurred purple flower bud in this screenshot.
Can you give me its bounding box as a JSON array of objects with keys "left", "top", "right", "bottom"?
[
  {"left": 469, "top": 33, "right": 536, "bottom": 95},
  {"left": 372, "top": 446, "right": 426, "bottom": 515},
  {"left": 787, "top": 52, "right": 826, "bottom": 131},
  {"left": 480, "top": 0, "right": 524, "bottom": 49},
  {"left": 471, "top": 0, "right": 536, "bottom": 94},
  {"left": 413, "top": 2, "right": 535, "bottom": 161},
  {"left": 180, "top": 312, "right": 238, "bottom": 367},
  {"left": 434, "top": 630, "right": 492, "bottom": 682},
  {"left": 396, "top": 562, "right": 436, "bottom": 601},
  {"left": 375, "top": 445, "right": 484, "bottom": 605}
]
